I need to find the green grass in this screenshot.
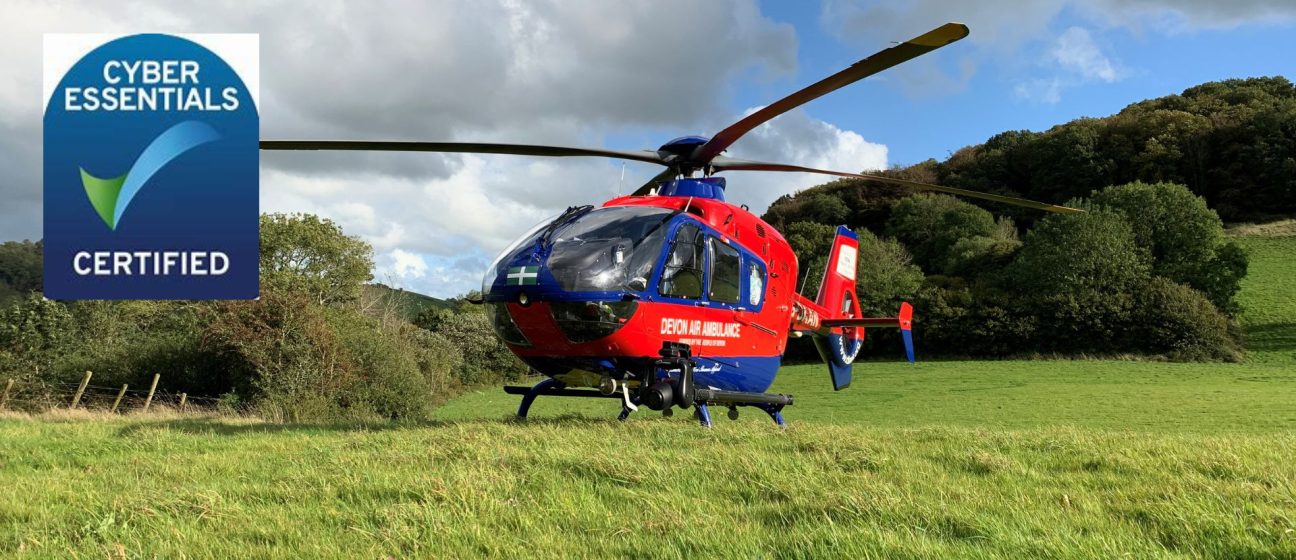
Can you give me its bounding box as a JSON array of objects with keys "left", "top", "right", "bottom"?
[
  {"left": 1234, "top": 233, "right": 1296, "bottom": 364},
  {"left": 436, "top": 359, "right": 1296, "bottom": 433},
  {"left": 1, "top": 417, "right": 1293, "bottom": 558},
  {"left": 1, "top": 234, "right": 1294, "bottom": 558}
]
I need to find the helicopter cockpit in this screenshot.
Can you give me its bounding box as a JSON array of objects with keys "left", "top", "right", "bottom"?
[
  {"left": 546, "top": 206, "right": 673, "bottom": 293},
  {"left": 483, "top": 205, "right": 676, "bottom": 299}
]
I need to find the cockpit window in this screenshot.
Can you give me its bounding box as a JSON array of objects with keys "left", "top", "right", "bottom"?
[
  {"left": 709, "top": 238, "right": 741, "bottom": 304},
  {"left": 483, "top": 212, "right": 559, "bottom": 296},
  {"left": 546, "top": 206, "right": 674, "bottom": 292},
  {"left": 748, "top": 261, "right": 765, "bottom": 307},
  {"left": 660, "top": 222, "right": 704, "bottom": 299}
]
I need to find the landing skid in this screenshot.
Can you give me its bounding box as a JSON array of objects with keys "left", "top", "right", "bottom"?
[
  {"left": 504, "top": 343, "right": 792, "bottom": 428},
  {"left": 504, "top": 378, "right": 791, "bottom": 428}
]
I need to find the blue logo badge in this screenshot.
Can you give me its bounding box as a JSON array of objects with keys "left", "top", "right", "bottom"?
[{"left": 43, "top": 34, "right": 259, "bottom": 300}]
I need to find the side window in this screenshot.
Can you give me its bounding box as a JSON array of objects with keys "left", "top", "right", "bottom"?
[
  {"left": 659, "top": 222, "right": 704, "bottom": 299},
  {"left": 709, "top": 238, "right": 741, "bottom": 304},
  {"left": 747, "top": 261, "right": 766, "bottom": 307}
]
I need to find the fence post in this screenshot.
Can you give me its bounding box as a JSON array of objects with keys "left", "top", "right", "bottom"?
[
  {"left": 143, "top": 374, "right": 160, "bottom": 412},
  {"left": 0, "top": 379, "right": 13, "bottom": 410},
  {"left": 111, "top": 384, "right": 129, "bottom": 413},
  {"left": 70, "top": 371, "right": 92, "bottom": 409},
  {"left": 178, "top": 393, "right": 188, "bottom": 413}
]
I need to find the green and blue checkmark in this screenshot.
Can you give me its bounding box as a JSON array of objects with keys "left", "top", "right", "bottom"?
[{"left": 79, "top": 120, "right": 220, "bottom": 230}]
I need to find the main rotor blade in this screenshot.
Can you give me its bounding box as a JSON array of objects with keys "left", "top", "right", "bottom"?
[
  {"left": 260, "top": 140, "right": 669, "bottom": 166},
  {"left": 690, "top": 22, "right": 969, "bottom": 164},
  {"left": 709, "top": 156, "right": 1083, "bottom": 214},
  {"left": 629, "top": 168, "right": 680, "bottom": 197}
]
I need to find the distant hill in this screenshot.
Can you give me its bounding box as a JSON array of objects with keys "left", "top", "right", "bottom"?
[
  {"left": 363, "top": 283, "right": 455, "bottom": 321},
  {"left": 765, "top": 76, "right": 1296, "bottom": 230}
]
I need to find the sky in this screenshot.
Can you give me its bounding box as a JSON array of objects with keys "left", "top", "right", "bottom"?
[{"left": 2, "top": 0, "right": 1294, "bottom": 298}]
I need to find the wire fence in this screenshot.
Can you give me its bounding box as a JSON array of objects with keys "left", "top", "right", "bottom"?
[{"left": 0, "top": 373, "right": 245, "bottom": 416}]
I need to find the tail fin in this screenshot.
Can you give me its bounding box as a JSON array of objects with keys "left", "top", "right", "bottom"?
[
  {"left": 809, "top": 227, "right": 918, "bottom": 390},
  {"left": 812, "top": 226, "right": 864, "bottom": 391}
]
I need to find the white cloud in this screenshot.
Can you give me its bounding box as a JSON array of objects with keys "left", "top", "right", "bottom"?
[
  {"left": 719, "top": 107, "right": 888, "bottom": 213},
  {"left": 4, "top": 0, "right": 883, "bottom": 298},
  {"left": 1081, "top": 0, "right": 1296, "bottom": 33},
  {"left": 382, "top": 249, "right": 429, "bottom": 280},
  {"left": 821, "top": 0, "right": 1296, "bottom": 103},
  {"left": 1052, "top": 27, "right": 1120, "bottom": 83},
  {"left": 1013, "top": 78, "right": 1064, "bottom": 105},
  {"left": 1015, "top": 26, "right": 1123, "bottom": 104}
]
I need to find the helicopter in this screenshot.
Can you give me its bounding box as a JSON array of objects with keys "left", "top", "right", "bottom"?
[{"left": 261, "top": 22, "right": 1080, "bottom": 427}]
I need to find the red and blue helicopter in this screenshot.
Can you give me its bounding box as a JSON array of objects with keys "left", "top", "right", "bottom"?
[{"left": 263, "top": 23, "right": 1079, "bottom": 427}]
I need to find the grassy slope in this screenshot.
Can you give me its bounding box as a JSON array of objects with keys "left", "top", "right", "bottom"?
[
  {"left": 1, "top": 235, "right": 1294, "bottom": 559},
  {"left": 1233, "top": 232, "right": 1296, "bottom": 365}
]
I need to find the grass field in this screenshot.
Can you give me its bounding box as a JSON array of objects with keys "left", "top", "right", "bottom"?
[{"left": 1, "top": 233, "right": 1293, "bottom": 558}]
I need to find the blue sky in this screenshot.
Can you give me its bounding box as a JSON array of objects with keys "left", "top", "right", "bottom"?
[
  {"left": 2, "top": 1, "right": 1294, "bottom": 298},
  {"left": 710, "top": 1, "right": 1296, "bottom": 166}
]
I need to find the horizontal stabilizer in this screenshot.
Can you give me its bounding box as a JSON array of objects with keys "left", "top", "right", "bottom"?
[{"left": 821, "top": 302, "right": 913, "bottom": 330}]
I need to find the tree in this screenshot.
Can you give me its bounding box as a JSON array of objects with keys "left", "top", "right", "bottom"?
[
  {"left": 260, "top": 213, "right": 374, "bottom": 306},
  {"left": 783, "top": 221, "right": 923, "bottom": 315},
  {"left": 0, "top": 240, "right": 43, "bottom": 305},
  {"left": 886, "top": 194, "right": 997, "bottom": 272},
  {"left": 1003, "top": 206, "right": 1151, "bottom": 352},
  {"left": 854, "top": 229, "right": 925, "bottom": 316},
  {"left": 1090, "top": 181, "right": 1247, "bottom": 313}
]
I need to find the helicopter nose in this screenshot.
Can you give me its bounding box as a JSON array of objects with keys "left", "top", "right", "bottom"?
[{"left": 548, "top": 300, "right": 638, "bottom": 344}]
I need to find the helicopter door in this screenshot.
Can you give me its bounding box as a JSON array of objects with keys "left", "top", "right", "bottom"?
[{"left": 659, "top": 222, "right": 704, "bottom": 299}]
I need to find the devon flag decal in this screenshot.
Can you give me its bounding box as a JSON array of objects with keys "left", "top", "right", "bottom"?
[{"left": 506, "top": 266, "right": 540, "bottom": 286}]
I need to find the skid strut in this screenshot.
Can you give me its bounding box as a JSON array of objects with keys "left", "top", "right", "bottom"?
[
  {"left": 505, "top": 378, "right": 621, "bottom": 419},
  {"left": 504, "top": 341, "right": 793, "bottom": 427}
]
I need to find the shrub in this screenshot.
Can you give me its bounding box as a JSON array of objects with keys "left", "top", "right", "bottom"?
[
  {"left": 422, "top": 310, "right": 526, "bottom": 386},
  {"left": 1002, "top": 207, "right": 1150, "bottom": 352},
  {"left": 912, "top": 278, "right": 1037, "bottom": 357},
  {"left": 203, "top": 290, "right": 352, "bottom": 422},
  {"left": 1133, "top": 278, "right": 1241, "bottom": 361},
  {"left": 0, "top": 294, "right": 75, "bottom": 387},
  {"left": 327, "top": 308, "right": 438, "bottom": 419}
]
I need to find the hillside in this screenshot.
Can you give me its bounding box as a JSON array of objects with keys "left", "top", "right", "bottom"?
[
  {"left": 363, "top": 283, "right": 454, "bottom": 321},
  {"left": 765, "top": 76, "right": 1296, "bottom": 230}
]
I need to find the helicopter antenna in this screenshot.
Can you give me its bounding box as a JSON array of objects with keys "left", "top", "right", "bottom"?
[
  {"left": 683, "top": 196, "right": 694, "bottom": 214},
  {"left": 618, "top": 162, "right": 626, "bottom": 193}
]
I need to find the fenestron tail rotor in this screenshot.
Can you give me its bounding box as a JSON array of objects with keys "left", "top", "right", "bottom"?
[{"left": 259, "top": 22, "right": 1080, "bottom": 214}]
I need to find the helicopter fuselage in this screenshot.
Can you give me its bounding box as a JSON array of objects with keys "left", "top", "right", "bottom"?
[{"left": 481, "top": 178, "right": 804, "bottom": 394}]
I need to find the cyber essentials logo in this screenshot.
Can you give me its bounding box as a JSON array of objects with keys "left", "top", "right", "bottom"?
[{"left": 44, "top": 34, "right": 259, "bottom": 299}]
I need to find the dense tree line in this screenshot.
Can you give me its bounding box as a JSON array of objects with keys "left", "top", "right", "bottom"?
[
  {"left": 0, "top": 240, "right": 42, "bottom": 305},
  {"left": 0, "top": 214, "right": 526, "bottom": 421},
  {"left": 767, "top": 77, "right": 1296, "bottom": 231},
  {"left": 764, "top": 77, "right": 1287, "bottom": 361},
  {"left": 775, "top": 183, "right": 1245, "bottom": 361}
]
